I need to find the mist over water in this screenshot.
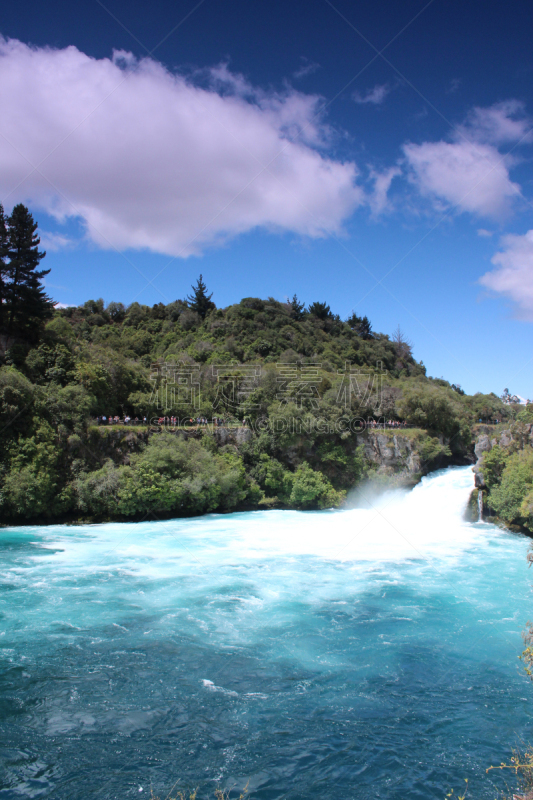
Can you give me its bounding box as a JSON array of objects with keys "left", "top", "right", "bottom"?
[{"left": 1, "top": 466, "right": 532, "bottom": 799}]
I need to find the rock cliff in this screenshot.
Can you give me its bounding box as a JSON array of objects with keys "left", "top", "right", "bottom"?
[
  {"left": 357, "top": 431, "right": 421, "bottom": 476},
  {"left": 473, "top": 423, "right": 533, "bottom": 489}
]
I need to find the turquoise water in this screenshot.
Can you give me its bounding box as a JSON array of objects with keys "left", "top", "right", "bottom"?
[{"left": 0, "top": 466, "right": 532, "bottom": 799}]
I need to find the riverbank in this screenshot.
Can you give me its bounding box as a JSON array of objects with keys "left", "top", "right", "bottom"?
[
  {"left": 469, "top": 422, "right": 533, "bottom": 535},
  {"left": 0, "top": 423, "right": 465, "bottom": 526}
]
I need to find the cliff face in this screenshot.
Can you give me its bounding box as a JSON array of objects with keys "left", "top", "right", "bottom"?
[
  {"left": 85, "top": 424, "right": 445, "bottom": 491},
  {"left": 470, "top": 423, "right": 533, "bottom": 532},
  {"left": 353, "top": 428, "right": 458, "bottom": 485},
  {"left": 473, "top": 424, "right": 533, "bottom": 489},
  {"left": 85, "top": 426, "right": 150, "bottom": 467},
  {"left": 85, "top": 424, "right": 254, "bottom": 468},
  {"left": 357, "top": 431, "right": 421, "bottom": 476}
]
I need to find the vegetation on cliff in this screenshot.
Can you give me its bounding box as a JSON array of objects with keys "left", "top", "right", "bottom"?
[
  {"left": 475, "top": 411, "right": 533, "bottom": 532},
  {"left": 0, "top": 205, "right": 521, "bottom": 524}
]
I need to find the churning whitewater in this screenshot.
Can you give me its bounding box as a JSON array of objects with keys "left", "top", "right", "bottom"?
[{"left": 0, "top": 466, "right": 532, "bottom": 799}]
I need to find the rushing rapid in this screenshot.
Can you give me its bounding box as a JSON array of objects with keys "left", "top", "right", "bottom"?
[{"left": 0, "top": 466, "right": 531, "bottom": 799}]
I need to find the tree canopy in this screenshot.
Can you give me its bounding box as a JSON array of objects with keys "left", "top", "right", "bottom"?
[
  {"left": 0, "top": 203, "right": 53, "bottom": 339},
  {"left": 187, "top": 274, "right": 215, "bottom": 320}
]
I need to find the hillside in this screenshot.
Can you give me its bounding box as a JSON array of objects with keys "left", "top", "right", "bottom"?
[{"left": 0, "top": 279, "right": 521, "bottom": 524}]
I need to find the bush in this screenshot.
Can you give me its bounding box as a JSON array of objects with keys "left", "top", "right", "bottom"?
[
  {"left": 75, "top": 461, "right": 122, "bottom": 516},
  {"left": 487, "top": 449, "right": 533, "bottom": 530},
  {"left": 0, "top": 419, "right": 62, "bottom": 519},
  {"left": 289, "top": 462, "right": 345, "bottom": 509},
  {"left": 0, "top": 366, "right": 35, "bottom": 437},
  {"left": 252, "top": 453, "right": 294, "bottom": 502},
  {"left": 75, "top": 434, "right": 253, "bottom": 518}
]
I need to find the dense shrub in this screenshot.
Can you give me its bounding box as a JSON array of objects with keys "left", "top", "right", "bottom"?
[
  {"left": 487, "top": 449, "right": 533, "bottom": 531},
  {"left": 0, "top": 292, "right": 514, "bottom": 522},
  {"left": 289, "top": 462, "right": 344, "bottom": 509}
]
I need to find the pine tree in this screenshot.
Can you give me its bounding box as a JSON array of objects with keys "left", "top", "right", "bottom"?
[
  {"left": 4, "top": 204, "right": 53, "bottom": 337},
  {"left": 347, "top": 311, "right": 373, "bottom": 339},
  {"left": 290, "top": 294, "right": 306, "bottom": 320},
  {"left": 308, "top": 301, "right": 332, "bottom": 320},
  {"left": 0, "top": 205, "right": 9, "bottom": 333},
  {"left": 186, "top": 274, "right": 215, "bottom": 320}
]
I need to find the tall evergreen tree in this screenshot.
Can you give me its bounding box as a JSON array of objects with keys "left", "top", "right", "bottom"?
[
  {"left": 346, "top": 311, "right": 373, "bottom": 339},
  {"left": 186, "top": 274, "right": 215, "bottom": 320},
  {"left": 4, "top": 204, "right": 53, "bottom": 337},
  {"left": 0, "top": 205, "right": 9, "bottom": 333},
  {"left": 308, "top": 301, "right": 332, "bottom": 320},
  {"left": 290, "top": 293, "right": 306, "bottom": 320}
]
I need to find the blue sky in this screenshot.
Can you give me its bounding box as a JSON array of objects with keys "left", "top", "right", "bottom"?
[{"left": 1, "top": 0, "right": 532, "bottom": 397}]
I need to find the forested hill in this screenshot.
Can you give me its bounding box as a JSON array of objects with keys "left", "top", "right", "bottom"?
[{"left": 0, "top": 205, "right": 525, "bottom": 524}]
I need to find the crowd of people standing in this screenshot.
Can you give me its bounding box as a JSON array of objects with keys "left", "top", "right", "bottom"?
[
  {"left": 95, "top": 415, "right": 229, "bottom": 427},
  {"left": 95, "top": 415, "right": 409, "bottom": 429}
]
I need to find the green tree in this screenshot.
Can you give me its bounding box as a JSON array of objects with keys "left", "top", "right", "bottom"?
[
  {"left": 488, "top": 449, "right": 533, "bottom": 530},
  {"left": 0, "top": 366, "right": 35, "bottom": 439},
  {"left": 308, "top": 301, "right": 332, "bottom": 320},
  {"left": 187, "top": 275, "right": 215, "bottom": 320},
  {"left": 289, "top": 462, "right": 344, "bottom": 509},
  {"left": 252, "top": 453, "right": 294, "bottom": 502},
  {"left": 5, "top": 204, "right": 53, "bottom": 337},
  {"left": 290, "top": 294, "right": 306, "bottom": 320},
  {"left": 0, "top": 205, "right": 9, "bottom": 332},
  {"left": 347, "top": 311, "right": 373, "bottom": 339},
  {"left": 106, "top": 301, "right": 126, "bottom": 323},
  {"left": 0, "top": 419, "right": 61, "bottom": 519}
]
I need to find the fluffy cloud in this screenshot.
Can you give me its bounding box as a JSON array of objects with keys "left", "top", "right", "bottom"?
[
  {"left": 293, "top": 58, "right": 320, "bottom": 80},
  {"left": 459, "top": 100, "right": 532, "bottom": 146},
  {"left": 403, "top": 139, "right": 520, "bottom": 218},
  {"left": 353, "top": 84, "right": 389, "bottom": 105},
  {"left": 368, "top": 166, "right": 401, "bottom": 215},
  {"left": 403, "top": 101, "right": 528, "bottom": 219},
  {"left": 480, "top": 231, "right": 533, "bottom": 319},
  {"left": 39, "top": 231, "right": 75, "bottom": 251},
  {"left": 0, "top": 38, "right": 363, "bottom": 257}
]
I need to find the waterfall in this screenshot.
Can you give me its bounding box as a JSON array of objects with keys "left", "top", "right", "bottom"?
[{"left": 478, "top": 489, "right": 483, "bottom": 522}]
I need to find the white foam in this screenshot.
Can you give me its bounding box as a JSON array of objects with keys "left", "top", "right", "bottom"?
[
  {"left": 201, "top": 679, "right": 238, "bottom": 697},
  {"left": 7, "top": 468, "right": 487, "bottom": 588}
]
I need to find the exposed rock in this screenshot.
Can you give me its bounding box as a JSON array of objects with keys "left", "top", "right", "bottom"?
[
  {"left": 474, "top": 434, "right": 492, "bottom": 459},
  {"left": 356, "top": 431, "right": 421, "bottom": 476},
  {"left": 88, "top": 424, "right": 254, "bottom": 466},
  {"left": 211, "top": 426, "right": 253, "bottom": 446},
  {"left": 474, "top": 471, "right": 486, "bottom": 489},
  {"left": 499, "top": 429, "right": 513, "bottom": 448},
  {"left": 87, "top": 426, "right": 150, "bottom": 466}
]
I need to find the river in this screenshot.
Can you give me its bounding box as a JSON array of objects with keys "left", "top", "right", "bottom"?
[{"left": 0, "top": 466, "right": 531, "bottom": 799}]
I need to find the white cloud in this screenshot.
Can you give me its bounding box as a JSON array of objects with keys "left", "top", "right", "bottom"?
[
  {"left": 293, "top": 58, "right": 320, "bottom": 80},
  {"left": 368, "top": 166, "right": 401, "bottom": 215},
  {"left": 459, "top": 100, "right": 532, "bottom": 146},
  {"left": 0, "top": 38, "right": 363, "bottom": 257},
  {"left": 446, "top": 78, "right": 461, "bottom": 95},
  {"left": 353, "top": 84, "right": 389, "bottom": 105},
  {"left": 402, "top": 101, "right": 531, "bottom": 220},
  {"left": 477, "top": 228, "right": 493, "bottom": 237},
  {"left": 480, "top": 230, "right": 533, "bottom": 319},
  {"left": 403, "top": 139, "right": 521, "bottom": 219},
  {"left": 39, "top": 230, "right": 75, "bottom": 251}
]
